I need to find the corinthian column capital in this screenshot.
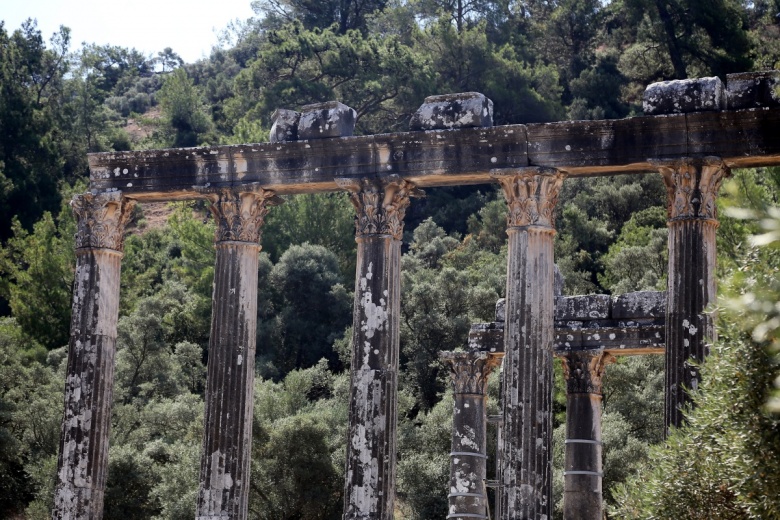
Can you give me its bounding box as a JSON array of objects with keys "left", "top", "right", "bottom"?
[
  {"left": 561, "top": 351, "right": 616, "bottom": 395},
  {"left": 491, "top": 167, "right": 566, "bottom": 228},
  {"left": 335, "top": 176, "right": 423, "bottom": 240},
  {"left": 651, "top": 157, "right": 730, "bottom": 221},
  {"left": 197, "top": 185, "right": 282, "bottom": 244},
  {"left": 72, "top": 192, "right": 136, "bottom": 252},
  {"left": 440, "top": 351, "right": 501, "bottom": 395}
]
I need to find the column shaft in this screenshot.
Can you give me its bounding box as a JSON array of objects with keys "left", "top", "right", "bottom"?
[
  {"left": 562, "top": 351, "right": 614, "bottom": 520},
  {"left": 337, "top": 177, "right": 420, "bottom": 520},
  {"left": 440, "top": 351, "right": 500, "bottom": 520},
  {"left": 196, "top": 187, "right": 278, "bottom": 520},
  {"left": 492, "top": 168, "right": 564, "bottom": 520},
  {"left": 53, "top": 193, "right": 135, "bottom": 519},
  {"left": 655, "top": 157, "right": 728, "bottom": 432}
]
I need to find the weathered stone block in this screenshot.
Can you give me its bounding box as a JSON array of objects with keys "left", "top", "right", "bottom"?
[
  {"left": 269, "top": 109, "right": 300, "bottom": 143},
  {"left": 495, "top": 298, "right": 505, "bottom": 322},
  {"left": 468, "top": 322, "right": 505, "bottom": 354},
  {"left": 297, "top": 101, "right": 356, "bottom": 140},
  {"left": 611, "top": 291, "right": 666, "bottom": 320},
  {"left": 643, "top": 77, "right": 725, "bottom": 115},
  {"left": 726, "top": 71, "right": 780, "bottom": 110},
  {"left": 555, "top": 294, "right": 611, "bottom": 321},
  {"left": 410, "top": 92, "right": 493, "bottom": 131}
]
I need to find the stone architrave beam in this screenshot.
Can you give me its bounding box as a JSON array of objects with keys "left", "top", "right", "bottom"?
[
  {"left": 653, "top": 157, "right": 729, "bottom": 432},
  {"left": 53, "top": 192, "right": 136, "bottom": 519},
  {"left": 195, "top": 186, "right": 280, "bottom": 520},
  {"left": 86, "top": 108, "right": 780, "bottom": 200},
  {"left": 561, "top": 351, "right": 615, "bottom": 520},
  {"left": 337, "top": 176, "right": 422, "bottom": 520},
  {"left": 440, "top": 351, "right": 501, "bottom": 520},
  {"left": 492, "top": 166, "right": 565, "bottom": 520}
]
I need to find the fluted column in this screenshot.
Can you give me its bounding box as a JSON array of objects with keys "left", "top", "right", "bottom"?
[
  {"left": 336, "top": 176, "right": 421, "bottom": 520},
  {"left": 653, "top": 157, "right": 729, "bottom": 432},
  {"left": 53, "top": 192, "right": 136, "bottom": 519},
  {"left": 491, "top": 167, "right": 565, "bottom": 520},
  {"left": 440, "top": 351, "right": 501, "bottom": 520},
  {"left": 196, "top": 186, "right": 280, "bottom": 520},
  {"left": 562, "top": 351, "right": 615, "bottom": 520}
]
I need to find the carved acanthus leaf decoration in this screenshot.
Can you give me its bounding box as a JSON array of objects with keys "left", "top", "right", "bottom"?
[
  {"left": 652, "top": 157, "right": 729, "bottom": 221},
  {"left": 440, "top": 351, "right": 501, "bottom": 395},
  {"left": 335, "top": 176, "right": 423, "bottom": 240},
  {"left": 72, "top": 192, "right": 136, "bottom": 252},
  {"left": 561, "top": 351, "right": 616, "bottom": 395},
  {"left": 198, "top": 185, "right": 281, "bottom": 243},
  {"left": 491, "top": 167, "right": 565, "bottom": 228}
]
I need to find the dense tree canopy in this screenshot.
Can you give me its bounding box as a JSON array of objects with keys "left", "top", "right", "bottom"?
[{"left": 0, "top": 2, "right": 779, "bottom": 518}]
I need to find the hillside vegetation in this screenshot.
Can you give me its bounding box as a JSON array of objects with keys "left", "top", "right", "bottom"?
[{"left": 1, "top": 1, "right": 780, "bottom": 518}]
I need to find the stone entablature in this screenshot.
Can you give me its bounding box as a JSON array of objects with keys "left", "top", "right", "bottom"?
[
  {"left": 470, "top": 291, "right": 667, "bottom": 356},
  {"left": 87, "top": 113, "right": 780, "bottom": 199}
]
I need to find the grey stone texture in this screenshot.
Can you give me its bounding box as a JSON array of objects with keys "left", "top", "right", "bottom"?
[
  {"left": 196, "top": 189, "right": 277, "bottom": 520},
  {"left": 475, "top": 291, "right": 667, "bottom": 357},
  {"left": 269, "top": 109, "right": 300, "bottom": 143},
  {"left": 86, "top": 108, "right": 780, "bottom": 198},
  {"left": 338, "top": 177, "right": 419, "bottom": 520},
  {"left": 440, "top": 351, "right": 500, "bottom": 520},
  {"left": 726, "top": 71, "right": 780, "bottom": 110},
  {"left": 656, "top": 158, "right": 728, "bottom": 432},
  {"left": 410, "top": 92, "right": 493, "bottom": 130},
  {"left": 611, "top": 290, "right": 667, "bottom": 319},
  {"left": 298, "top": 101, "right": 357, "bottom": 140},
  {"left": 562, "top": 351, "right": 614, "bottom": 520},
  {"left": 53, "top": 192, "right": 135, "bottom": 520},
  {"left": 643, "top": 77, "right": 726, "bottom": 115},
  {"left": 495, "top": 167, "right": 565, "bottom": 520},
  {"left": 556, "top": 294, "right": 611, "bottom": 321}
]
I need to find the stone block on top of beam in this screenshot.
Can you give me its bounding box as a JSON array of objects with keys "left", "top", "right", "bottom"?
[
  {"left": 298, "top": 101, "right": 357, "bottom": 140},
  {"left": 410, "top": 92, "right": 493, "bottom": 131},
  {"left": 643, "top": 77, "right": 726, "bottom": 115},
  {"left": 726, "top": 70, "right": 780, "bottom": 110}
]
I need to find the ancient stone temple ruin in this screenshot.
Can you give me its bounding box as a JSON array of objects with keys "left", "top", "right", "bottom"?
[{"left": 52, "top": 72, "right": 780, "bottom": 519}]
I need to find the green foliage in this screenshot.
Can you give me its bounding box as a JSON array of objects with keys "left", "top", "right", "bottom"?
[
  {"left": 555, "top": 173, "right": 666, "bottom": 294},
  {"left": 599, "top": 206, "right": 668, "bottom": 293},
  {"left": 400, "top": 219, "right": 504, "bottom": 410},
  {"left": 250, "top": 363, "right": 347, "bottom": 519},
  {"left": 612, "top": 195, "right": 780, "bottom": 518},
  {"left": 157, "top": 68, "right": 215, "bottom": 147},
  {"left": 0, "top": 186, "right": 77, "bottom": 349},
  {"left": 261, "top": 193, "right": 357, "bottom": 280},
  {"left": 396, "top": 391, "right": 452, "bottom": 519},
  {"left": 259, "top": 243, "right": 352, "bottom": 378},
  {"left": 0, "top": 21, "right": 70, "bottom": 239}
]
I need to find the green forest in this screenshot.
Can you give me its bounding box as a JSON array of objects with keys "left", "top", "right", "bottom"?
[{"left": 1, "top": 0, "right": 780, "bottom": 518}]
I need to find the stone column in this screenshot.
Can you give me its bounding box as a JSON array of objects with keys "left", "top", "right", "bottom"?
[
  {"left": 52, "top": 192, "right": 136, "bottom": 519},
  {"left": 491, "top": 167, "right": 565, "bottom": 520},
  {"left": 440, "top": 351, "right": 501, "bottom": 520},
  {"left": 196, "top": 186, "right": 279, "bottom": 520},
  {"left": 653, "top": 157, "right": 729, "bottom": 432},
  {"left": 561, "top": 351, "right": 615, "bottom": 520},
  {"left": 336, "top": 176, "right": 421, "bottom": 520}
]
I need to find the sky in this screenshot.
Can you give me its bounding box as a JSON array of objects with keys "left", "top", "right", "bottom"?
[{"left": 2, "top": 0, "right": 257, "bottom": 63}]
